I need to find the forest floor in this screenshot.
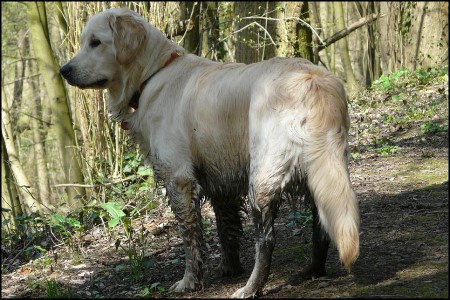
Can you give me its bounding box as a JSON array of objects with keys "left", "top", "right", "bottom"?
[{"left": 2, "top": 71, "right": 448, "bottom": 298}]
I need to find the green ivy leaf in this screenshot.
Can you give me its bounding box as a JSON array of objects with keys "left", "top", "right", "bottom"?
[
  {"left": 101, "top": 202, "right": 126, "bottom": 228},
  {"left": 108, "top": 217, "right": 121, "bottom": 228},
  {"left": 137, "top": 166, "right": 152, "bottom": 177}
]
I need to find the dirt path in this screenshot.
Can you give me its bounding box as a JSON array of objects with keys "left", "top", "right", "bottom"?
[
  {"left": 2, "top": 83, "right": 448, "bottom": 298},
  {"left": 3, "top": 137, "right": 447, "bottom": 298}
]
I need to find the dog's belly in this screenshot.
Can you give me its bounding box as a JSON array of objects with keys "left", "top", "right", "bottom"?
[
  {"left": 194, "top": 161, "right": 249, "bottom": 200},
  {"left": 191, "top": 125, "right": 249, "bottom": 200}
]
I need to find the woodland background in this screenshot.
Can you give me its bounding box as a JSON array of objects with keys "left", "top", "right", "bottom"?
[{"left": 1, "top": 1, "right": 448, "bottom": 253}]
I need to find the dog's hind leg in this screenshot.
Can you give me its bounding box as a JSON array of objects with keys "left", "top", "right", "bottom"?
[
  {"left": 167, "top": 176, "right": 205, "bottom": 292},
  {"left": 232, "top": 157, "right": 285, "bottom": 298},
  {"left": 308, "top": 194, "right": 331, "bottom": 278},
  {"left": 290, "top": 187, "right": 331, "bottom": 284},
  {"left": 211, "top": 198, "right": 244, "bottom": 276},
  {"left": 288, "top": 191, "right": 331, "bottom": 285},
  {"left": 232, "top": 184, "right": 282, "bottom": 298}
]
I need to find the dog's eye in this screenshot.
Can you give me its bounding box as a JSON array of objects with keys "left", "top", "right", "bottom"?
[{"left": 90, "top": 39, "right": 101, "bottom": 48}]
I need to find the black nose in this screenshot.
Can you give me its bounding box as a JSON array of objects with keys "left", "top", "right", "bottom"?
[{"left": 60, "top": 64, "right": 72, "bottom": 78}]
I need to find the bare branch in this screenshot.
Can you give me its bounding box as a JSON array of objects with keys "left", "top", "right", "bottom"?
[
  {"left": 54, "top": 175, "right": 139, "bottom": 188},
  {"left": 241, "top": 15, "right": 325, "bottom": 45},
  {"left": 318, "top": 13, "right": 384, "bottom": 52},
  {"left": 235, "top": 21, "right": 277, "bottom": 46}
]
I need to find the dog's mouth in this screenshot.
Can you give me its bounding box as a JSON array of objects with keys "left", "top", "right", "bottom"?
[
  {"left": 84, "top": 79, "right": 108, "bottom": 89},
  {"left": 75, "top": 79, "right": 109, "bottom": 89},
  {"left": 60, "top": 64, "right": 109, "bottom": 89}
]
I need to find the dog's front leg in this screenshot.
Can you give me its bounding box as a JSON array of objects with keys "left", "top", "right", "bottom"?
[{"left": 166, "top": 177, "right": 205, "bottom": 292}]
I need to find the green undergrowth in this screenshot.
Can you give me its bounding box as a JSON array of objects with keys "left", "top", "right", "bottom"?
[
  {"left": 2, "top": 151, "right": 163, "bottom": 279},
  {"left": 350, "top": 66, "right": 448, "bottom": 158}
]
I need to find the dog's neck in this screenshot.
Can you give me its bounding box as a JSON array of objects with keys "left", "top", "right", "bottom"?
[
  {"left": 136, "top": 52, "right": 182, "bottom": 104},
  {"left": 131, "top": 51, "right": 181, "bottom": 108},
  {"left": 107, "top": 25, "right": 184, "bottom": 123}
]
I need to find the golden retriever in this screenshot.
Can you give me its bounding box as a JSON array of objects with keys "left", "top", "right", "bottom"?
[{"left": 60, "top": 8, "right": 359, "bottom": 298}]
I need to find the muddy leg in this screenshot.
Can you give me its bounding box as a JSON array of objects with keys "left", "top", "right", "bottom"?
[
  {"left": 232, "top": 186, "right": 281, "bottom": 298},
  {"left": 308, "top": 189, "right": 330, "bottom": 278},
  {"left": 287, "top": 188, "right": 331, "bottom": 285},
  {"left": 211, "top": 198, "right": 244, "bottom": 276},
  {"left": 167, "top": 177, "right": 205, "bottom": 292}
]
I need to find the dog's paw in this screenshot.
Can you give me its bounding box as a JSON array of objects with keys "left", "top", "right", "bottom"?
[
  {"left": 169, "top": 276, "right": 202, "bottom": 292},
  {"left": 231, "top": 286, "right": 258, "bottom": 298}
]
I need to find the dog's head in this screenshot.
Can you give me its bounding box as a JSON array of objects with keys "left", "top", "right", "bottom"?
[{"left": 60, "top": 8, "right": 147, "bottom": 89}]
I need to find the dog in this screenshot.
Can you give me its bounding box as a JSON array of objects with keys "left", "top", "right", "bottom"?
[{"left": 60, "top": 8, "right": 360, "bottom": 298}]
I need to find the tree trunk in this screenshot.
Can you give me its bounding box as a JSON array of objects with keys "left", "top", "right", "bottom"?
[
  {"left": 26, "top": 2, "right": 85, "bottom": 207},
  {"left": 296, "top": 2, "right": 313, "bottom": 61},
  {"left": 310, "top": 2, "right": 323, "bottom": 64},
  {"left": 355, "top": 2, "right": 381, "bottom": 87},
  {"left": 28, "top": 59, "right": 52, "bottom": 212},
  {"left": 233, "top": 2, "right": 266, "bottom": 63},
  {"left": 180, "top": 1, "right": 201, "bottom": 55},
  {"left": 378, "top": 2, "right": 448, "bottom": 73},
  {"left": 323, "top": 2, "right": 336, "bottom": 73},
  {"left": 333, "top": 2, "right": 358, "bottom": 93},
  {"left": 55, "top": 1, "right": 67, "bottom": 36},
  {"left": 2, "top": 82, "right": 41, "bottom": 214},
  {"left": 378, "top": 2, "right": 392, "bottom": 73},
  {"left": 409, "top": 2, "right": 448, "bottom": 69},
  {"left": 10, "top": 29, "right": 29, "bottom": 165},
  {"left": 15, "top": 23, "right": 53, "bottom": 212},
  {"left": 2, "top": 135, "right": 22, "bottom": 230},
  {"left": 262, "top": 2, "right": 284, "bottom": 59},
  {"left": 200, "top": 2, "right": 220, "bottom": 60}
]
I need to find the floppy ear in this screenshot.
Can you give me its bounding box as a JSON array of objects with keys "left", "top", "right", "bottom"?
[{"left": 109, "top": 14, "right": 147, "bottom": 65}]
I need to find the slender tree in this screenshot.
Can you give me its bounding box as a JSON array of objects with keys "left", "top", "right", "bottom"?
[
  {"left": 2, "top": 81, "right": 41, "bottom": 214},
  {"left": 296, "top": 2, "right": 313, "bottom": 61},
  {"left": 310, "top": 2, "right": 323, "bottom": 64},
  {"left": 263, "top": 2, "right": 283, "bottom": 59},
  {"left": 333, "top": 2, "right": 358, "bottom": 93},
  {"left": 200, "top": 2, "right": 220, "bottom": 59},
  {"left": 28, "top": 59, "right": 52, "bottom": 211},
  {"left": 1, "top": 135, "right": 23, "bottom": 229},
  {"left": 355, "top": 2, "right": 380, "bottom": 87},
  {"left": 26, "top": 2, "right": 85, "bottom": 207},
  {"left": 180, "top": 2, "right": 201, "bottom": 55},
  {"left": 233, "top": 2, "right": 266, "bottom": 63}
]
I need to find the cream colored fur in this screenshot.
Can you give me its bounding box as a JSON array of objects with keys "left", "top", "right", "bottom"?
[{"left": 61, "top": 8, "right": 360, "bottom": 297}]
